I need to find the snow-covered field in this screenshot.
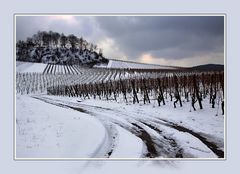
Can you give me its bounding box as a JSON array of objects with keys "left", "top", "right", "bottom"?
[
  {"left": 16, "top": 61, "right": 47, "bottom": 73},
  {"left": 16, "top": 95, "right": 106, "bottom": 158},
  {"left": 16, "top": 95, "right": 145, "bottom": 159},
  {"left": 95, "top": 59, "right": 178, "bottom": 69},
  {"left": 16, "top": 59, "right": 178, "bottom": 75},
  {"left": 16, "top": 94, "right": 224, "bottom": 159},
  {"left": 15, "top": 61, "right": 224, "bottom": 159}
]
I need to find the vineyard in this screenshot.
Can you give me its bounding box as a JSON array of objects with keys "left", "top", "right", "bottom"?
[
  {"left": 14, "top": 16, "right": 226, "bottom": 160},
  {"left": 16, "top": 62, "right": 225, "bottom": 159},
  {"left": 16, "top": 63, "right": 224, "bottom": 114},
  {"left": 16, "top": 66, "right": 130, "bottom": 94}
]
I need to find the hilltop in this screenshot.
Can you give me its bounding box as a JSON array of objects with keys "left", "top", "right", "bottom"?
[
  {"left": 16, "top": 31, "right": 108, "bottom": 66},
  {"left": 191, "top": 64, "right": 224, "bottom": 71}
]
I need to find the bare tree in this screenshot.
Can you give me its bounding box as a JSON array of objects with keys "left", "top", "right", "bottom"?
[{"left": 60, "top": 33, "right": 67, "bottom": 48}]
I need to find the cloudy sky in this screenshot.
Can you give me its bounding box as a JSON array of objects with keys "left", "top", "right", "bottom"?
[{"left": 16, "top": 15, "right": 224, "bottom": 67}]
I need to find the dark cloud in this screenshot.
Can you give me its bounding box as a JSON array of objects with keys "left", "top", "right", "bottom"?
[
  {"left": 16, "top": 15, "right": 224, "bottom": 66},
  {"left": 16, "top": 16, "right": 96, "bottom": 41},
  {"left": 16, "top": 16, "right": 47, "bottom": 40},
  {"left": 96, "top": 16, "right": 224, "bottom": 59}
]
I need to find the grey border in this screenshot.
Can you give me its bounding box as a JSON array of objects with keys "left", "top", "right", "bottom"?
[{"left": 13, "top": 13, "right": 226, "bottom": 161}]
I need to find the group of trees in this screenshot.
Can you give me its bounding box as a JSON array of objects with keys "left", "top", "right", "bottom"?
[
  {"left": 17, "top": 31, "right": 101, "bottom": 52},
  {"left": 16, "top": 31, "right": 104, "bottom": 64},
  {"left": 47, "top": 70, "right": 224, "bottom": 115}
]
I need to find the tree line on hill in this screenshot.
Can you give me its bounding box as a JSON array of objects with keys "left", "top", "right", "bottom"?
[{"left": 16, "top": 31, "right": 107, "bottom": 65}]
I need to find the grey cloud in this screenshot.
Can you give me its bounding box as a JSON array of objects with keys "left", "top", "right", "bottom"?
[
  {"left": 95, "top": 16, "right": 224, "bottom": 60},
  {"left": 16, "top": 16, "right": 95, "bottom": 41},
  {"left": 16, "top": 16, "right": 47, "bottom": 40},
  {"left": 16, "top": 15, "right": 224, "bottom": 66}
]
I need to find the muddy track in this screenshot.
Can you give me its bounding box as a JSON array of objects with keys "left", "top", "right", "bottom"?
[
  {"left": 33, "top": 96, "right": 162, "bottom": 158},
  {"left": 153, "top": 118, "right": 224, "bottom": 158},
  {"left": 54, "top": 98, "right": 183, "bottom": 157},
  {"left": 112, "top": 120, "right": 158, "bottom": 158},
  {"left": 101, "top": 123, "right": 118, "bottom": 158},
  {"left": 139, "top": 121, "right": 183, "bottom": 158},
  {"left": 32, "top": 96, "right": 118, "bottom": 158},
  {"left": 96, "top": 109, "right": 184, "bottom": 158},
  {"left": 132, "top": 123, "right": 158, "bottom": 158},
  {"left": 32, "top": 95, "right": 224, "bottom": 158},
  {"left": 34, "top": 96, "right": 185, "bottom": 158}
]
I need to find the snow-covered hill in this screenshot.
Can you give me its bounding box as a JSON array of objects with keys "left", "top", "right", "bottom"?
[
  {"left": 94, "top": 59, "right": 179, "bottom": 70},
  {"left": 16, "top": 58, "right": 179, "bottom": 74},
  {"left": 17, "top": 47, "right": 108, "bottom": 66}
]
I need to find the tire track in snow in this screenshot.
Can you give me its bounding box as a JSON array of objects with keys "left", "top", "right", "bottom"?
[
  {"left": 81, "top": 104, "right": 224, "bottom": 158},
  {"left": 89, "top": 108, "right": 184, "bottom": 158},
  {"left": 83, "top": 120, "right": 118, "bottom": 158},
  {"left": 33, "top": 95, "right": 223, "bottom": 158},
  {"left": 34, "top": 96, "right": 183, "bottom": 158},
  {"left": 131, "top": 123, "right": 158, "bottom": 158},
  {"left": 112, "top": 118, "right": 182, "bottom": 158},
  {"left": 53, "top": 100, "right": 166, "bottom": 157},
  {"left": 139, "top": 121, "right": 183, "bottom": 158},
  {"left": 32, "top": 96, "right": 184, "bottom": 158},
  {"left": 108, "top": 106, "right": 223, "bottom": 158},
  {"left": 33, "top": 96, "right": 158, "bottom": 158},
  {"left": 153, "top": 118, "right": 224, "bottom": 158},
  {"left": 110, "top": 120, "right": 157, "bottom": 158},
  {"left": 32, "top": 96, "right": 118, "bottom": 158}
]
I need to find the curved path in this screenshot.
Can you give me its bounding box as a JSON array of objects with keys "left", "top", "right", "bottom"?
[{"left": 33, "top": 95, "right": 224, "bottom": 158}]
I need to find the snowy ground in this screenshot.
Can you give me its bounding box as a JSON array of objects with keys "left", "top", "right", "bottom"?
[
  {"left": 16, "top": 94, "right": 224, "bottom": 159},
  {"left": 16, "top": 61, "right": 47, "bottom": 73},
  {"left": 16, "top": 58, "right": 178, "bottom": 75},
  {"left": 94, "top": 59, "right": 178, "bottom": 69},
  {"left": 16, "top": 95, "right": 107, "bottom": 158}
]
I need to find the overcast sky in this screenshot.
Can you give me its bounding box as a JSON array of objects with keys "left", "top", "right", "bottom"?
[{"left": 16, "top": 15, "right": 224, "bottom": 67}]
